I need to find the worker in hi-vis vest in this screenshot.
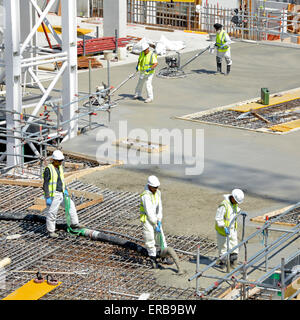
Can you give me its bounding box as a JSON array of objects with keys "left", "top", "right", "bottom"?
[
  {"left": 215, "top": 189, "right": 244, "bottom": 269},
  {"left": 140, "top": 176, "right": 172, "bottom": 268},
  {"left": 43, "top": 150, "right": 83, "bottom": 238},
  {"left": 133, "top": 42, "right": 158, "bottom": 103},
  {"left": 214, "top": 23, "right": 232, "bottom": 75}
]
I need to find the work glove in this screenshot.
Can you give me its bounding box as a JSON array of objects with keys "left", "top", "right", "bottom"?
[
  {"left": 136, "top": 64, "right": 139, "bottom": 71},
  {"left": 46, "top": 197, "right": 52, "bottom": 206},
  {"left": 146, "top": 68, "right": 152, "bottom": 72},
  {"left": 64, "top": 189, "right": 69, "bottom": 197},
  {"left": 224, "top": 227, "right": 230, "bottom": 235},
  {"left": 155, "top": 222, "right": 161, "bottom": 233}
]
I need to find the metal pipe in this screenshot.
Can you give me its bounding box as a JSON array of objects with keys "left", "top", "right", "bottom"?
[
  {"left": 89, "top": 59, "right": 92, "bottom": 130},
  {"left": 21, "top": 57, "right": 68, "bottom": 68},
  {"left": 264, "top": 225, "right": 269, "bottom": 271},
  {"left": 196, "top": 245, "right": 200, "bottom": 294},
  {"left": 281, "top": 257, "right": 285, "bottom": 300},
  {"left": 21, "top": 52, "right": 67, "bottom": 63}
]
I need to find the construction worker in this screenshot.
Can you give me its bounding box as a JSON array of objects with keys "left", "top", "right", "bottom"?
[
  {"left": 43, "top": 150, "right": 83, "bottom": 238},
  {"left": 213, "top": 23, "right": 232, "bottom": 75},
  {"left": 215, "top": 189, "right": 244, "bottom": 269},
  {"left": 133, "top": 42, "right": 158, "bottom": 103},
  {"left": 140, "top": 175, "right": 171, "bottom": 268}
]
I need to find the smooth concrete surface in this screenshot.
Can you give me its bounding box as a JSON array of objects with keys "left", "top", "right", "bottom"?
[{"left": 63, "top": 41, "right": 300, "bottom": 206}]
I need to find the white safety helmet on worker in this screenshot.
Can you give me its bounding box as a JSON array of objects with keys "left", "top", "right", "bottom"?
[
  {"left": 232, "top": 189, "right": 244, "bottom": 204},
  {"left": 147, "top": 175, "right": 160, "bottom": 188},
  {"left": 141, "top": 42, "right": 150, "bottom": 51},
  {"left": 52, "top": 150, "right": 64, "bottom": 161}
]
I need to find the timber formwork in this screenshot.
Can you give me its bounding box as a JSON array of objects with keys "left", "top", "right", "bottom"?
[{"left": 0, "top": 180, "right": 217, "bottom": 300}]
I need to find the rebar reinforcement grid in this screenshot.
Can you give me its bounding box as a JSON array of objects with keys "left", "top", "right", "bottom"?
[
  {"left": 0, "top": 181, "right": 217, "bottom": 300},
  {"left": 188, "top": 98, "right": 300, "bottom": 132},
  {"left": 2, "top": 149, "right": 110, "bottom": 180}
]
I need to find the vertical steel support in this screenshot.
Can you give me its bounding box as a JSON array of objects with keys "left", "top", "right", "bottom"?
[
  {"left": 4, "top": 0, "right": 22, "bottom": 168},
  {"left": 264, "top": 221, "right": 269, "bottom": 272},
  {"left": 281, "top": 257, "right": 285, "bottom": 300},
  {"left": 62, "top": 0, "right": 78, "bottom": 140},
  {"left": 196, "top": 245, "right": 200, "bottom": 294},
  {"left": 20, "top": 1, "right": 34, "bottom": 87}
]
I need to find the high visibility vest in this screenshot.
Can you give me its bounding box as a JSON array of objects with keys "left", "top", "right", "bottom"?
[
  {"left": 138, "top": 51, "right": 157, "bottom": 75},
  {"left": 43, "top": 164, "right": 65, "bottom": 197},
  {"left": 216, "top": 30, "right": 229, "bottom": 52},
  {"left": 140, "top": 189, "right": 160, "bottom": 223},
  {"left": 215, "top": 199, "right": 238, "bottom": 236}
]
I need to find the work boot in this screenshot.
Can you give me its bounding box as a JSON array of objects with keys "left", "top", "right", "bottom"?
[
  {"left": 48, "top": 232, "right": 59, "bottom": 238},
  {"left": 144, "top": 98, "right": 153, "bottom": 103},
  {"left": 226, "top": 64, "right": 231, "bottom": 76},
  {"left": 230, "top": 253, "right": 238, "bottom": 268},
  {"left": 150, "top": 256, "right": 160, "bottom": 269},
  {"left": 216, "top": 62, "right": 222, "bottom": 74},
  {"left": 216, "top": 259, "right": 226, "bottom": 270}
]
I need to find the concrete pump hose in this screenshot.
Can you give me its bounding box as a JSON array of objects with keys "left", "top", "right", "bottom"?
[
  {"left": 159, "top": 247, "right": 183, "bottom": 274},
  {"left": 0, "top": 212, "right": 148, "bottom": 257}
]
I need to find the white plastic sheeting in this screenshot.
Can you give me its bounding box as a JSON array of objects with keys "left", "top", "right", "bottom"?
[{"left": 131, "top": 35, "right": 185, "bottom": 56}]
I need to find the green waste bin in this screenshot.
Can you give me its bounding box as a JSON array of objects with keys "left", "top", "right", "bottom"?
[{"left": 261, "top": 88, "right": 269, "bottom": 105}]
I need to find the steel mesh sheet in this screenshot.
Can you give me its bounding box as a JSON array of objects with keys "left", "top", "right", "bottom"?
[{"left": 0, "top": 181, "right": 217, "bottom": 300}]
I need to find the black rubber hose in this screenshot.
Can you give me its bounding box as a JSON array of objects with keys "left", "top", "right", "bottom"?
[{"left": 0, "top": 212, "right": 148, "bottom": 256}]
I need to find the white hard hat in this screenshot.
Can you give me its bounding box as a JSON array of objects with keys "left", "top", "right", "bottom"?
[
  {"left": 52, "top": 150, "right": 64, "bottom": 161},
  {"left": 141, "top": 42, "right": 149, "bottom": 51},
  {"left": 232, "top": 189, "right": 244, "bottom": 204},
  {"left": 147, "top": 175, "right": 160, "bottom": 188}
]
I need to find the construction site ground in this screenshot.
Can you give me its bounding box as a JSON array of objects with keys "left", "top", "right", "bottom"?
[
  {"left": 58, "top": 28, "right": 300, "bottom": 295},
  {"left": 2, "top": 23, "right": 300, "bottom": 300}
]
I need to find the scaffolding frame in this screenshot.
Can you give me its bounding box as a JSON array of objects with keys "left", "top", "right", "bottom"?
[
  {"left": 0, "top": 0, "right": 118, "bottom": 176},
  {"left": 189, "top": 203, "right": 300, "bottom": 300}
]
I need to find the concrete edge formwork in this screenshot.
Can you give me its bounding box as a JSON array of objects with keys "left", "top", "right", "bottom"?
[
  {"left": 251, "top": 203, "right": 300, "bottom": 227},
  {"left": 174, "top": 87, "right": 300, "bottom": 135}
]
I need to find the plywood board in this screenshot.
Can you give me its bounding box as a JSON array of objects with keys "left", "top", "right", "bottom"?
[
  {"left": 285, "top": 277, "right": 300, "bottom": 300},
  {"left": 229, "top": 90, "right": 300, "bottom": 113},
  {"left": 269, "top": 119, "right": 300, "bottom": 133},
  {"left": 29, "top": 189, "right": 103, "bottom": 212},
  {"left": 3, "top": 279, "right": 61, "bottom": 300},
  {"left": 250, "top": 204, "right": 299, "bottom": 226}
]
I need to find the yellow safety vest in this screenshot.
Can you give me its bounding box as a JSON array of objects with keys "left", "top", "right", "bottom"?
[
  {"left": 140, "top": 190, "right": 160, "bottom": 223},
  {"left": 43, "top": 163, "right": 65, "bottom": 197},
  {"left": 215, "top": 199, "right": 238, "bottom": 236},
  {"left": 137, "top": 51, "right": 157, "bottom": 75},
  {"left": 216, "top": 30, "right": 229, "bottom": 52}
]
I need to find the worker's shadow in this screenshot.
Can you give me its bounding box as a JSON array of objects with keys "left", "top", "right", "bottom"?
[
  {"left": 189, "top": 255, "right": 228, "bottom": 272},
  {"left": 190, "top": 69, "right": 216, "bottom": 75},
  {"left": 189, "top": 255, "right": 216, "bottom": 266},
  {"left": 116, "top": 94, "right": 146, "bottom": 103}
]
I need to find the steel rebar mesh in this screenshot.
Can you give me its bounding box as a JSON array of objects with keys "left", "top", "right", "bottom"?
[
  {"left": 0, "top": 181, "right": 217, "bottom": 299},
  {"left": 269, "top": 207, "right": 300, "bottom": 225},
  {"left": 187, "top": 98, "right": 300, "bottom": 132}
]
